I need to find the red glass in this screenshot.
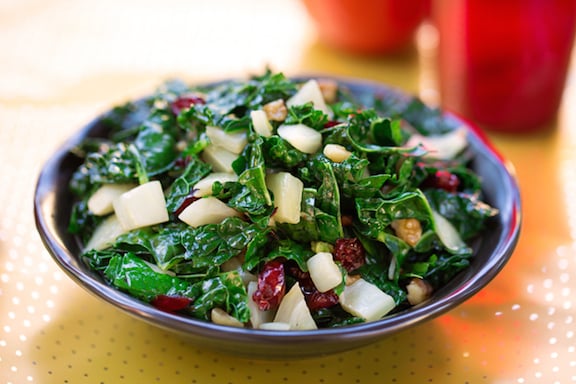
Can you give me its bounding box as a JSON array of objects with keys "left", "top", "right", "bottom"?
[{"left": 434, "top": 0, "right": 576, "bottom": 132}]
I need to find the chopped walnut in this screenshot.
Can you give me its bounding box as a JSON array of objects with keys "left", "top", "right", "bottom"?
[
  {"left": 317, "top": 79, "right": 339, "bottom": 104},
  {"left": 406, "top": 278, "right": 433, "bottom": 305},
  {"left": 262, "top": 99, "right": 288, "bottom": 122},
  {"left": 391, "top": 218, "right": 422, "bottom": 247}
]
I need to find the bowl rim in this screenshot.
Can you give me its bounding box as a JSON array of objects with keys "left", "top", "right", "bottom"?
[{"left": 33, "top": 75, "right": 522, "bottom": 346}]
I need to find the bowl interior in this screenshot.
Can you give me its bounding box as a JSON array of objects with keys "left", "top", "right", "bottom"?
[{"left": 34, "top": 77, "right": 521, "bottom": 358}]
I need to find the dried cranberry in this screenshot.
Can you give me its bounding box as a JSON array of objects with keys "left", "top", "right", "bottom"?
[
  {"left": 171, "top": 95, "right": 206, "bottom": 115},
  {"left": 252, "top": 260, "right": 285, "bottom": 311},
  {"left": 425, "top": 170, "right": 460, "bottom": 193},
  {"left": 323, "top": 120, "right": 341, "bottom": 128},
  {"left": 333, "top": 238, "right": 366, "bottom": 272},
  {"left": 299, "top": 277, "right": 339, "bottom": 311},
  {"left": 173, "top": 155, "right": 192, "bottom": 170},
  {"left": 151, "top": 295, "right": 191, "bottom": 312},
  {"left": 285, "top": 263, "right": 309, "bottom": 281}
]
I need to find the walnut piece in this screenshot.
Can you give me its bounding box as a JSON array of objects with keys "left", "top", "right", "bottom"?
[
  {"left": 406, "top": 278, "right": 433, "bottom": 305},
  {"left": 391, "top": 218, "right": 422, "bottom": 247},
  {"left": 262, "top": 99, "right": 288, "bottom": 122}
]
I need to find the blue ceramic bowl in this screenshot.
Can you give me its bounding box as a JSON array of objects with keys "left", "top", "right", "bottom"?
[{"left": 34, "top": 77, "right": 521, "bottom": 359}]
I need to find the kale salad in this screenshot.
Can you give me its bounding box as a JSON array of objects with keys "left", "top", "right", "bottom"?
[{"left": 68, "top": 70, "right": 498, "bottom": 330}]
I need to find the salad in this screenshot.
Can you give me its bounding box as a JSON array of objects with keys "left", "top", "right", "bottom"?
[{"left": 68, "top": 70, "right": 498, "bottom": 330}]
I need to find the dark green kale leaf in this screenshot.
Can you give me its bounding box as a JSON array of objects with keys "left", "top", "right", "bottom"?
[
  {"left": 301, "top": 156, "right": 344, "bottom": 243},
  {"left": 284, "top": 103, "right": 329, "bottom": 130},
  {"left": 102, "top": 252, "right": 250, "bottom": 322},
  {"left": 185, "top": 272, "right": 250, "bottom": 322},
  {"left": 133, "top": 124, "right": 178, "bottom": 176},
  {"left": 179, "top": 216, "right": 263, "bottom": 270},
  {"left": 330, "top": 153, "right": 390, "bottom": 199},
  {"left": 103, "top": 252, "right": 199, "bottom": 302},
  {"left": 232, "top": 137, "right": 272, "bottom": 207},
  {"left": 165, "top": 155, "right": 212, "bottom": 214},
  {"left": 202, "top": 70, "right": 297, "bottom": 118},
  {"left": 355, "top": 189, "right": 434, "bottom": 238},
  {"left": 424, "top": 189, "right": 499, "bottom": 240},
  {"left": 261, "top": 135, "right": 309, "bottom": 169},
  {"left": 68, "top": 199, "right": 105, "bottom": 241},
  {"left": 113, "top": 223, "right": 188, "bottom": 269}
]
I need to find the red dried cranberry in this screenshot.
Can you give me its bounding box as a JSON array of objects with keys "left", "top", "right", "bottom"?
[
  {"left": 151, "top": 295, "right": 191, "bottom": 312},
  {"left": 173, "top": 155, "right": 192, "bottom": 170},
  {"left": 252, "top": 260, "right": 285, "bottom": 311},
  {"left": 171, "top": 95, "right": 206, "bottom": 115},
  {"left": 333, "top": 238, "right": 366, "bottom": 272},
  {"left": 299, "top": 277, "right": 339, "bottom": 311},
  {"left": 285, "top": 262, "right": 309, "bottom": 281},
  {"left": 426, "top": 170, "right": 460, "bottom": 193}
]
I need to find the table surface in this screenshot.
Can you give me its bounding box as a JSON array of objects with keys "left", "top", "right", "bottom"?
[{"left": 1, "top": 1, "right": 576, "bottom": 383}]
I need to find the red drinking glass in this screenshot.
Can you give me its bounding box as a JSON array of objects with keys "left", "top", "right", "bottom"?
[{"left": 433, "top": 0, "right": 576, "bottom": 132}]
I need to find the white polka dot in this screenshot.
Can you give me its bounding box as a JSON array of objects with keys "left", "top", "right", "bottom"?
[
  {"left": 529, "top": 313, "right": 539, "bottom": 321},
  {"left": 12, "top": 236, "right": 22, "bottom": 247},
  {"left": 4, "top": 261, "right": 15, "bottom": 272}
]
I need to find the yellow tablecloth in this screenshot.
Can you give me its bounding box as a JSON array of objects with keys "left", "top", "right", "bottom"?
[{"left": 1, "top": 1, "right": 575, "bottom": 382}]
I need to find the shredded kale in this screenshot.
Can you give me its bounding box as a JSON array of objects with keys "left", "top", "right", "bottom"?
[{"left": 69, "top": 71, "right": 498, "bottom": 328}]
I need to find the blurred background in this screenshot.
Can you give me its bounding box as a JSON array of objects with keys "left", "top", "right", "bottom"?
[{"left": 1, "top": 0, "right": 576, "bottom": 383}]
